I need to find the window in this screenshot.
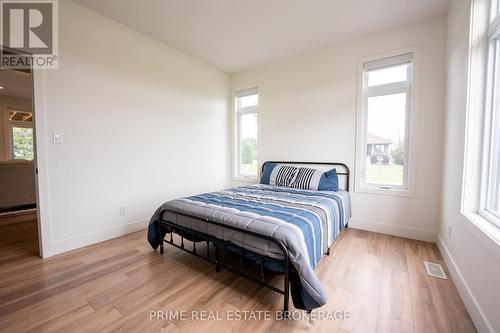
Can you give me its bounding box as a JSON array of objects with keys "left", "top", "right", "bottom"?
[
  {"left": 235, "top": 88, "right": 258, "bottom": 179},
  {"left": 357, "top": 53, "right": 413, "bottom": 193},
  {"left": 7, "top": 108, "right": 34, "bottom": 161},
  {"left": 479, "top": 1, "right": 500, "bottom": 227}
]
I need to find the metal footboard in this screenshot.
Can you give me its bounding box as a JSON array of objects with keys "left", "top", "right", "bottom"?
[{"left": 157, "top": 208, "right": 291, "bottom": 315}]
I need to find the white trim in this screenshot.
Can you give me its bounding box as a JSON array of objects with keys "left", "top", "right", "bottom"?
[
  {"left": 363, "top": 52, "right": 413, "bottom": 70},
  {"left": 32, "top": 69, "right": 52, "bottom": 258},
  {"left": 479, "top": 208, "right": 500, "bottom": 227},
  {"left": 490, "top": 0, "right": 500, "bottom": 21},
  {"left": 234, "top": 87, "right": 258, "bottom": 97},
  {"left": 50, "top": 219, "right": 148, "bottom": 256},
  {"left": 437, "top": 236, "right": 495, "bottom": 333},
  {"left": 348, "top": 217, "right": 436, "bottom": 242},
  {"left": 462, "top": 212, "right": 500, "bottom": 262},
  {"left": 232, "top": 177, "right": 259, "bottom": 183},
  {"left": 462, "top": 0, "right": 489, "bottom": 215},
  {"left": 489, "top": 14, "right": 500, "bottom": 38},
  {"left": 479, "top": 8, "right": 500, "bottom": 225},
  {"left": 350, "top": 186, "right": 415, "bottom": 198},
  {"left": 462, "top": 0, "right": 500, "bottom": 239},
  {"left": 365, "top": 81, "right": 410, "bottom": 96}
]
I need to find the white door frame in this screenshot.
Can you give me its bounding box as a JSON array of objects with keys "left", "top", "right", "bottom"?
[{"left": 32, "top": 69, "right": 52, "bottom": 258}]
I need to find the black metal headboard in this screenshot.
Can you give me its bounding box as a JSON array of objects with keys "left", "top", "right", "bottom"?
[{"left": 261, "top": 161, "right": 350, "bottom": 191}]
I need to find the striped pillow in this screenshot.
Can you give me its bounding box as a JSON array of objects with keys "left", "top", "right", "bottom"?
[
  {"left": 290, "top": 167, "right": 339, "bottom": 191},
  {"left": 269, "top": 165, "right": 298, "bottom": 187},
  {"left": 290, "top": 167, "right": 321, "bottom": 189}
]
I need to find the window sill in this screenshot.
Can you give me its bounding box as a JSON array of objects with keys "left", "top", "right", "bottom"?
[
  {"left": 232, "top": 177, "right": 258, "bottom": 184},
  {"left": 462, "top": 211, "right": 500, "bottom": 262},
  {"left": 354, "top": 185, "right": 415, "bottom": 198}
]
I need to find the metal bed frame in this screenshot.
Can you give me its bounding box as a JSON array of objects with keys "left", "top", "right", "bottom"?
[{"left": 156, "top": 161, "right": 350, "bottom": 314}]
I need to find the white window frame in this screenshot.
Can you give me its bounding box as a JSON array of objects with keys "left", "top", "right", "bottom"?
[
  {"left": 3, "top": 105, "right": 34, "bottom": 161},
  {"left": 234, "top": 87, "right": 259, "bottom": 181},
  {"left": 355, "top": 49, "right": 418, "bottom": 197},
  {"left": 478, "top": 0, "right": 500, "bottom": 228},
  {"left": 461, "top": 0, "right": 500, "bottom": 253}
]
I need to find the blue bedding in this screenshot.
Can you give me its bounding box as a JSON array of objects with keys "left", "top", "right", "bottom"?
[{"left": 148, "top": 184, "right": 351, "bottom": 310}]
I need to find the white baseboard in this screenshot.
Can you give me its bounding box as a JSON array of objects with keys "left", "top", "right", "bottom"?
[
  {"left": 437, "top": 236, "right": 493, "bottom": 333},
  {"left": 348, "top": 217, "right": 436, "bottom": 242},
  {"left": 50, "top": 219, "right": 148, "bottom": 256}
]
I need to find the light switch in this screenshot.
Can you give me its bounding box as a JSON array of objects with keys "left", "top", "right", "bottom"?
[{"left": 52, "top": 131, "right": 63, "bottom": 143}]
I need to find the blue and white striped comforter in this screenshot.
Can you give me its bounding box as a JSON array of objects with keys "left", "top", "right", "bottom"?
[{"left": 148, "top": 184, "right": 351, "bottom": 310}]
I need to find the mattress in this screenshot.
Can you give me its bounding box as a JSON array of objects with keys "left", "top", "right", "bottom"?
[{"left": 148, "top": 184, "right": 351, "bottom": 310}]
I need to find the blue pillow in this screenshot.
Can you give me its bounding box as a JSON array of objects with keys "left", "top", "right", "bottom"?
[
  {"left": 318, "top": 168, "right": 339, "bottom": 191},
  {"left": 260, "top": 162, "right": 277, "bottom": 184}
]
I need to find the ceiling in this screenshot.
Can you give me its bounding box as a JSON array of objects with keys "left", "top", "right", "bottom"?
[
  {"left": 0, "top": 70, "right": 32, "bottom": 100},
  {"left": 78, "top": 0, "right": 449, "bottom": 73}
]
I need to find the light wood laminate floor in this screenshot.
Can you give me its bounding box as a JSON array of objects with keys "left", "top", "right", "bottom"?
[{"left": 0, "top": 214, "right": 475, "bottom": 333}]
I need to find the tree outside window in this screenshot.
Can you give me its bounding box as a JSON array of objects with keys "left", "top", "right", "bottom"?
[{"left": 7, "top": 109, "right": 34, "bottom": 161}]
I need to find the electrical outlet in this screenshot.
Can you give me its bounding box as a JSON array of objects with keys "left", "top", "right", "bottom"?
[
  {"left": 119, "top": 206, "right": 127, "bottom": 215},
  {"left": 448, "top": 224, "right": 452, "bottom": 239}
]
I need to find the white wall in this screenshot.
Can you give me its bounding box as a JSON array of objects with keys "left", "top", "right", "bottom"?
[
  {"left": 230, "top": 15, "right": 447, "bottom": 241},
  {"left": 438, "top": 0, "right": 500, "bottom": 332},
  {"left": 35, "top": 0, "right": 229, "bottom": 256}
]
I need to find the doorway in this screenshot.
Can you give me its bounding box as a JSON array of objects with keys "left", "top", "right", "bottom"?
[{"left": 0, "top": 60, "right": 39, "bottom": 259}]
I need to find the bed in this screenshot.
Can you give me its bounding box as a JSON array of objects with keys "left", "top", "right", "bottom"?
[{"left": 148, "top": 161, "right": 351, "bottom": 314}]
